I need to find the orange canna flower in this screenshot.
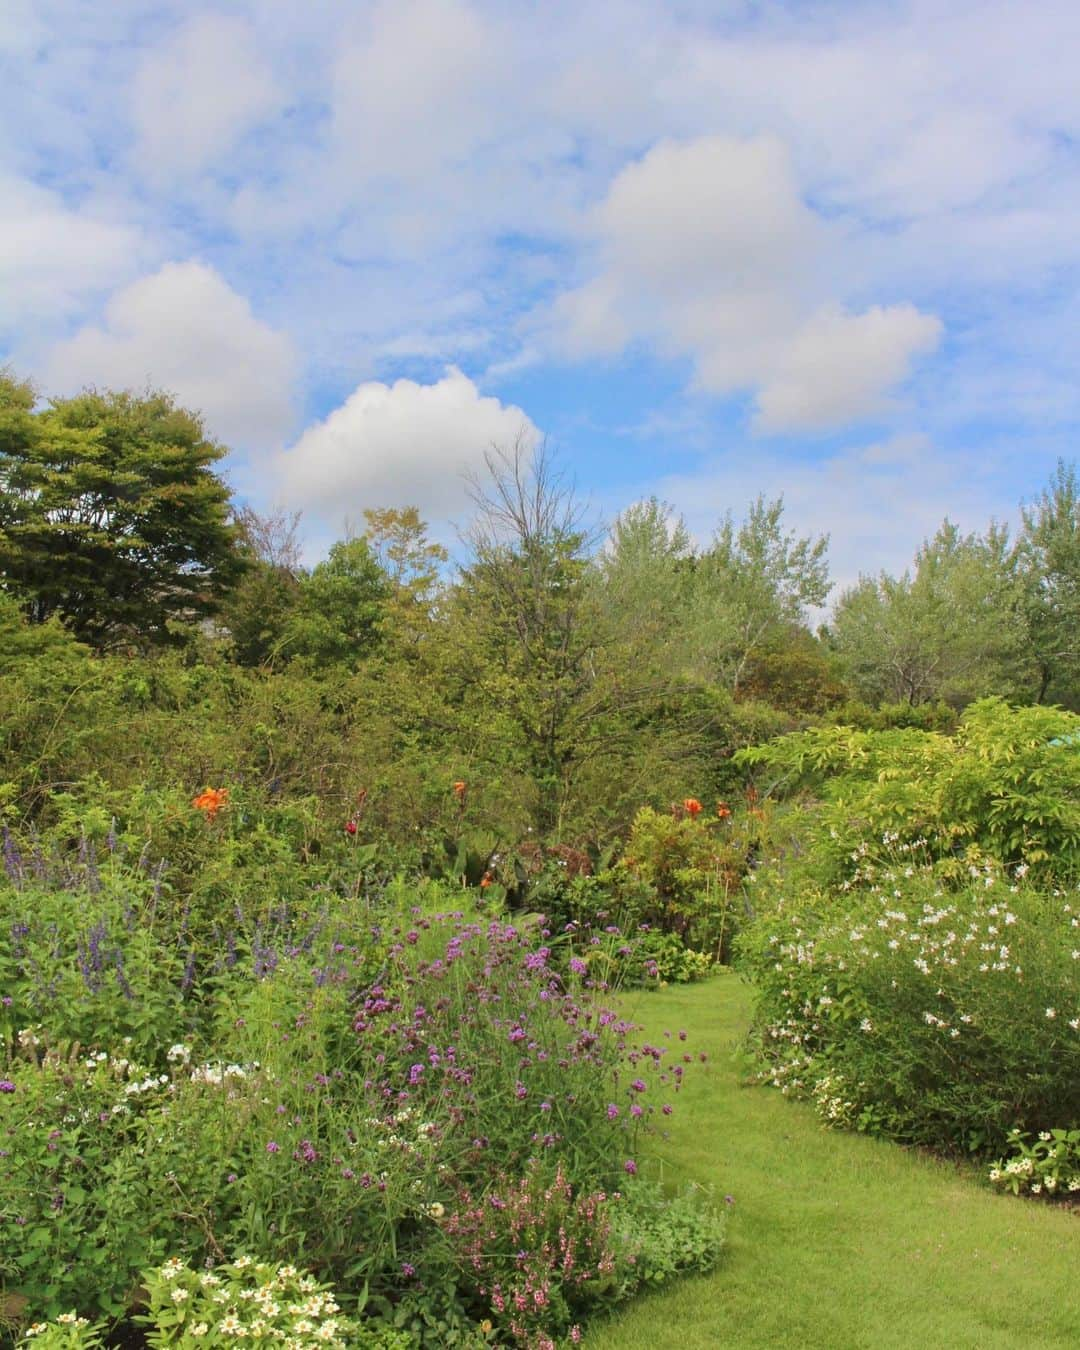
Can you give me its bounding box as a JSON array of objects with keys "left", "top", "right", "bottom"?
[
  {"left": 192, "top": 787, "right": 229, "bottom": 821},
  {"left": 683, "top": 798, "right": 702, "bottom": 817},
  {"left": 716, "top": 801, "right": 732, "bottom": 819}
]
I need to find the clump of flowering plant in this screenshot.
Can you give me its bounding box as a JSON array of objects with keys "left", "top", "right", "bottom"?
[
  {"left": 738, "top": 863, "right": 1080, "bottom": 1154},
  {"left": 989, "top": 1128, "right": 1080, "bottom": 1198},
  {"left": 134, "top": 1255, "right": 401, "bottom": 1347},
  {"left": 443, "top": 1158, "right": 620, "bottom": 1348},
  {"left": 16, "top": 1312, "right": 105, "bottom": 1347}
]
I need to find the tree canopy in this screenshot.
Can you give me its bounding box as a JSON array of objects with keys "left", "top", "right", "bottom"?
[{"left": 0, "top": 378, "right": 244, "bottom": 649}]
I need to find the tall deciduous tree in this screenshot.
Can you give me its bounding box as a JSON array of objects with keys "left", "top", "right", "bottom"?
[
  {"left": 219, "top": 505, "right": 304, "bottom": 667},
  {"left": 0, "top": 379, "right": 244, "bottom": 649},
  {"left": 449, "top": 440, "right": 621, "bottom": 835},
  {"left": 689, "top": 495, "right": 831, "bottom": 694},
  {"left": 829, "top": 521, "right": 1030, "bottom": 707},
  {"left": 280, "top": 536, "right": 390, "bottom": 669},
  {"left": 361, "top": 506, "right": 448, "bottom": 655},
  {"left": 1017, "top": 460, "right": 1080, "bottom": 707}
]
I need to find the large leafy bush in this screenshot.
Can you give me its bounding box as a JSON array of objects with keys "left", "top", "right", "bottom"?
[{"left": 737, "top": 698, "right": 1080, "bottom": 884}]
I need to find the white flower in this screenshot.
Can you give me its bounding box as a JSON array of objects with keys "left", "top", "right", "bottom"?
[
  {"left": 171, "top": 1287, "right": 189, "bottom": 1303},
  {"left": 1046, "top": 1008, "right": 1057, "bottom": 1019}
]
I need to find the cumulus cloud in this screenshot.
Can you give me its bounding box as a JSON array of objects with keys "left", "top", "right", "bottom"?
[
  {"left": 754, "top": 304, "right": 943, "bottom": 432},
  {"left": 552, "top": 135, "right": 942, "bottom": 431},
  {"left": 0, "top": 175, "right": 144, "bottom": 335},
  {"left": 42, "top": 262, "right": 296, "bottom": 449},
  {"left": 274, "top": 368, "right": 538, "bottom": 527},
  {"left": 131, "top": 14, "right": 280, "bottom": 179}
]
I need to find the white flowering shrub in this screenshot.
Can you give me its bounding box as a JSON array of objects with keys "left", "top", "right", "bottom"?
[
  {"left": 989, "top": 1128, "right": 1080, "bottom": 1198},
  {"left": 737, "top": 861, "right": 1080, "bottom": 1154}
]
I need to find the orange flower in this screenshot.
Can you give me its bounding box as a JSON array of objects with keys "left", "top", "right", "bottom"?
[
  {"left": 683, "top": 798, "right": 702, "bottom": 817},
  {"left": 716, "top": 801, "right": 732, "bottom": 819},
  {"left": 452, "top": 780, "right": 467, "bottom": 801},
  {"left": 192, "top": 787, "right": 228, "bottom": 821},
  {"left": 480, "top": 871, "right": 493, "bottom": 888}
]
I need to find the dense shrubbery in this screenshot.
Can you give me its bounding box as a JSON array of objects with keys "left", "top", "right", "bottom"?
[
  {"left": 737, "top": 698, "right": 1080, "bottom": 884},
  {"left": 738, "top": 861, "right": 1080, "bottom": 1153},
  {"left": 735, "top": 700, "right": 1080, "bottom": 1172}
]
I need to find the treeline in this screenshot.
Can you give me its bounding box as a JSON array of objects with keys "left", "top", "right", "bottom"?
[{"left": 1, "top": 371, "right": 1078, "bottom": 853}]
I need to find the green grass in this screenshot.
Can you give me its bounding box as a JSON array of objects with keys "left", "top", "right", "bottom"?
[{"left": 587, "top": 972, "right": 1080, "bottom": 1350}]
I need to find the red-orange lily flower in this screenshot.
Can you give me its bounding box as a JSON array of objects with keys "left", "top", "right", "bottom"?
[{"left": 192, "top": 787, "right": 228, "bottom": 821}]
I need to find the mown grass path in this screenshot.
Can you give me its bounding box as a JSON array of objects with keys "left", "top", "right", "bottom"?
[{"left": 586, "top": 973, "right": 1080, "bottom": 1349}]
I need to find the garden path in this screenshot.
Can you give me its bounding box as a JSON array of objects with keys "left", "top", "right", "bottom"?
[{"left": 586, "top": 974, "right": 1080, "bottom": 1350}]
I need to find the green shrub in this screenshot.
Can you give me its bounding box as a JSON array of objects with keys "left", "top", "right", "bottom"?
[
  {"left": 989, "top": 1127, "right": 1080, "bottom": 1198},
  {"left": 607, "top": 805, "right": 747, "bottom": 957},
  {"left": 737, "top": 698, "right": 1080, "bottom": 886},
  {"left": 737, "top": 864, "right": 1080, "bottom": 1154}
]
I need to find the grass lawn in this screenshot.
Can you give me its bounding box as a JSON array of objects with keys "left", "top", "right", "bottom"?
[{"left": 586, "top": 972, "right": 1080, "bottom": 1350}]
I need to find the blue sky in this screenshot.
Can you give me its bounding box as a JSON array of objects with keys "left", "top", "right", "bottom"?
[{"left": 3, "top": 0, "right": 1079, "bottom": 593}]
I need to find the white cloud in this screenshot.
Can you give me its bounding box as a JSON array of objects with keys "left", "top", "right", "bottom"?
[
  {"left": 552, "top": 135, "right": 942, "bottom": 431},
  {"left": 331, "top": 0, "right": 502, "bottom": 184},
  {"left": 274, "top": 368, "right": 538, "bottom": 528},
  {"left": 131, "top": 14, "right": 280, "bottom": 179},
  {"left": 42, "top": 262, "right": 296, "bottom": 449},
  {"left": 754, "top": 304, "right": 944, "bottom": 432},
  {"left": 0, "top": 175, "right": 144, "bottom": 335}
]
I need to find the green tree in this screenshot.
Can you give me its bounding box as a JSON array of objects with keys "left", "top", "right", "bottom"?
[
  {"left": 281, "top": 535, "right": 389, "bottom": 668},
  {"left": 0, "top": 380, "right": 244, "bottom": 649},
  {"left": 688, "top": 495, "right": 831, "bottom": 694},
  {"left": 596, "top": 497, "right": 693, "bottom": 672},
  {"left": 361, "top": 506, "right": 447, "bottom": 656},
  {"left": 1017, "top": 460, "right": 1080, "bottom": 707},
  {"left": 219, "top": 505, "right": 303, "bottom": 667},
  {"left": 448, "top": 441, "right": 635, "bottom": 836},
  {"left": 830, "top": 521, "right": 1030, "bottom": 707}
]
